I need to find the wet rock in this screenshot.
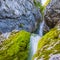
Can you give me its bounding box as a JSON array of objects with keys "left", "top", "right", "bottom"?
[
  {"left": 0, "top": 0, "right": 42, "bottom": 34},
  {"left": 43, "top": 22, "right": 50, "bottom": 34},
  {"left": 44, "top": 0, "right": 60, "bottom": 29},
  {"left": 49, "top": 54, "right": 60, "bottom": 60}
]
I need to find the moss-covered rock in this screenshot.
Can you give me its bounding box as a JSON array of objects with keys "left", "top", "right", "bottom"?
[
  {"left": 33, "top": 27, "right": 60, "bottom": 60},
  {"left": 0, "top": 30, "right": 31, "bottom": 60}
]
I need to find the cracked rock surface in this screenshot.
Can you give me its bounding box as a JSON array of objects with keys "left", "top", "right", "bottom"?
[
  {"left": 0, "top": 0, "right": 42, "bottom": 34},
  {"left": 44, "top": 0, "right": 60, "bottom": 29}
]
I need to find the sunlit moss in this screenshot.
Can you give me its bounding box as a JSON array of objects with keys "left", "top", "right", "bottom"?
[
  {"left": 0, "top": 30, "right": 31, "bottom": 60},
  {"left": 33, "top": 27, "right": 60, "bottom": 60},
  {"left": 43, "top": 0, "right": 50, "bottom": 7}
]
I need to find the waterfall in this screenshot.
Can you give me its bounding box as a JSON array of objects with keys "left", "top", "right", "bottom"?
[
  {"left": 39, "top": 21, "right": 44, "bottom": 36},
  {"left": 29, "top": 21, "right": 44, "bottom": 60},
  {"left": 28, "top": 34, "right": 40, "bottom": 60}
]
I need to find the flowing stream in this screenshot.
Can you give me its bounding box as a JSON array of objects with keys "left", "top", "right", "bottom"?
[{"left": 28, "top": 21, "right": 44, "bottom": 60}]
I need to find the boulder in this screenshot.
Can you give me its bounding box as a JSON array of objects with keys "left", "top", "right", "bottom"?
[
  {"left": 0, "top": 0, "right": 42, "bottom": 34},
  {"left": 44, "top": 0, "right": 60, "bottom": 29},
  {"left": 33, "top": 24, "right": 60, "bottom": 60}
]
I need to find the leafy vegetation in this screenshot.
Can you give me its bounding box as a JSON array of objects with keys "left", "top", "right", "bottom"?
[
  {"left": 0, "top": 30, "right": 31, "bottom": 60},
  {"left": 33, "top": 0, "right": 51, "bottom": 15}
]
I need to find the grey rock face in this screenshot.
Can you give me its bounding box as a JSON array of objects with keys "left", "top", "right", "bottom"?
[
  {"left": 43, "top": 22, "right": 50, "bottom": 34},
  {"left": 44, "top": 0, "right": 60, "bottom": 29},
  {"left": 0, "top": 0, "right": 42, "bottom": 34}
]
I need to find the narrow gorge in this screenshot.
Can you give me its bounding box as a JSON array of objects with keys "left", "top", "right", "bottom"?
[{"left": 0, "top": 0, "right": 60, "bottom": 60}]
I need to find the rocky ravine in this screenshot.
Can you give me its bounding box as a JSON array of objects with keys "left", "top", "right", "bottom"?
[
  {"left": 0, "top": 0, "right": 60, "bottom": 60},
  {"left": 33, "top": 0, "right": 60, "bottom": 60},
  {"left": 0, "top": 0, "right": 42, "bottom": 42}
]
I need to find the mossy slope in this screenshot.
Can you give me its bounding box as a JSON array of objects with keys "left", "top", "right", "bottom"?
[
  {"left": 33, "top": 27, "right": 60, "bottom": 60},
  {"left": 0, "top": 30, "right": 30, "bottom": 60}
]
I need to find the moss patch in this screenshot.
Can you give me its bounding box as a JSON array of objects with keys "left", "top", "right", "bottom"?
[
  {"left": 33, "top": 27, "right": 60, "bottom": 60},
  {"left": 0, "top": 30, "right": 31, "bottom": 60}
]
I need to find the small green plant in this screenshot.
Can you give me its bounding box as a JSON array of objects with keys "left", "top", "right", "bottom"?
[
  {"left": 33, "top": 0, "right": 51, "bottom": 15},
  {"left": 33, "top": 0, "right": 45, "bottom": 15}
]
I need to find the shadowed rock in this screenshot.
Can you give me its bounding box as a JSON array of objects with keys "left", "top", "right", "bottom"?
[{"left": 44, "top": 0, "right": 60, "bottom": 29}]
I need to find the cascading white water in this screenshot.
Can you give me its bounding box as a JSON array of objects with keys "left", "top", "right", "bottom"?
[
  {"left": 29, "top": 21, "right": 44, "bottom": 60},
  {"left": 28, "top": 34, "right": 40, "bottom": 60},
  {"left": 39, "top": 21, "right": 44, "bottom": 36}
]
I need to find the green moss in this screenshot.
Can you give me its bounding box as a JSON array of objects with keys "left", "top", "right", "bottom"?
[
  {"left": 0, "top": 30, "right": 31, "bottom": 60},
  {"left": 33, "top": 27, "right": 60, "bottom": 60}
]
